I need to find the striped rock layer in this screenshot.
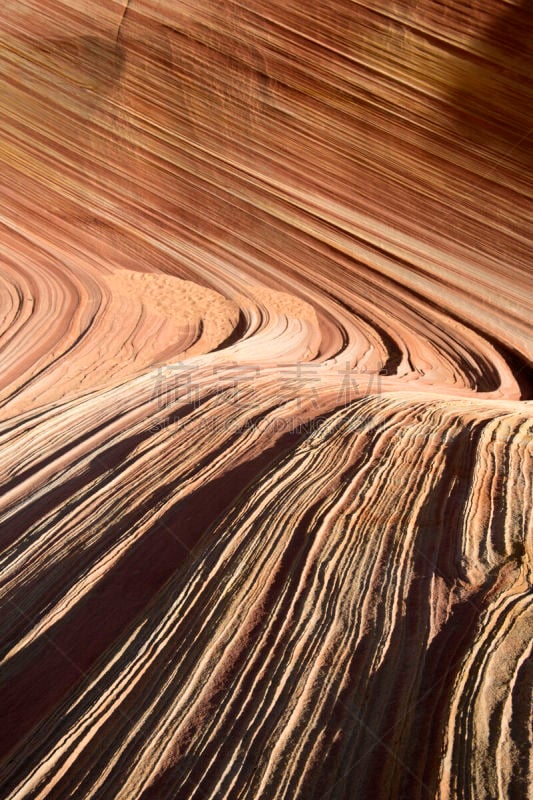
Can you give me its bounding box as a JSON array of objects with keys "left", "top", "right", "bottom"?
[{"left": 0, "top": 2, "right": 531, "bottom": 799}]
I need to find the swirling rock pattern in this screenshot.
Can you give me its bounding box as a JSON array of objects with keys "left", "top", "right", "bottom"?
[{"left": 0, "top": 1, "right": 531, "bottom": 799}]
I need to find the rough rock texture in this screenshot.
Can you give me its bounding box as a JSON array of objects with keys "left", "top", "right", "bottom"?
[{"left": 0, "top": 2, "right": 531, "bottom": 799}]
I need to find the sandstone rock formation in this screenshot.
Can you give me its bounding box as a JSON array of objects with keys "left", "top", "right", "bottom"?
[{"left": 0, "top": 1, "right": 531, "bottom": 798}]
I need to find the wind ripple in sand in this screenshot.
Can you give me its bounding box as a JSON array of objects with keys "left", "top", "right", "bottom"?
[{"left": 0, "top": 1, "right": 532, "bottom": 799}]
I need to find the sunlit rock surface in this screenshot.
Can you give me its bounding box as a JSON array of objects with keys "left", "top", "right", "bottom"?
[{"left": 0, "top": 2, "right": 531, "bottom": 798}]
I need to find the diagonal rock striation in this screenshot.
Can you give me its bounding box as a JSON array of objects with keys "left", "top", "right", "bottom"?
[{"left": 0, "top": 1, "right": 531, "bottom": 799}]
